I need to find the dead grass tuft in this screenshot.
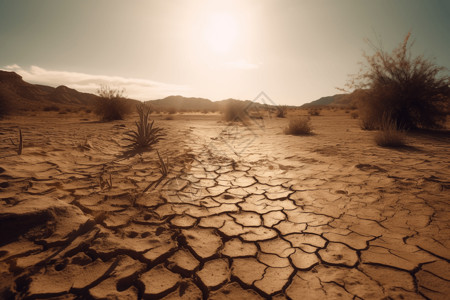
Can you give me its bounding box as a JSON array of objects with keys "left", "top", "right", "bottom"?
[
  {"left": 223, "top": 102, "right": 248, "bottom": 123},
  {"left": 276, "top": 106, "right": 288, "bottom": 118},
  {"left": 284, "top": 117, "right": 313, "bottom": 135},
  {"left": 374, "top": 114, "right": 406, "bottom": 147}
]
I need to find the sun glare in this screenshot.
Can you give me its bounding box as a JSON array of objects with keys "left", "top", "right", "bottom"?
[{"left": 204, "top": 13, "right": 238, "bottom": 55}]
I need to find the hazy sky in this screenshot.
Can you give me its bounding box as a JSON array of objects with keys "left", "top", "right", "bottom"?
[{"left": 1, "top": 0, "right": 449, "bottom": 105}]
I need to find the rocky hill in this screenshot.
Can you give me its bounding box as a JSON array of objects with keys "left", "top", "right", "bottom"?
[
  {"left": 301, "top": 93, "right": 350, "bottom": 108},
  {"left": 0, "top": 71, "right": 99, "bottom": 112}
]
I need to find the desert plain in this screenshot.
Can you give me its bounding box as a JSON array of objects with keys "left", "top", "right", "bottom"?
[{"left": 0, "top": 109, "right": 449, "bottom": 299}]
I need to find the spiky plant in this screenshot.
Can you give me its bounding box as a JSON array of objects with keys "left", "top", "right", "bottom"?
[
  {"left": 124, "top": 104, "right": 165, "bottom": 151},
  {"left": 10, "top": 128, "right": 23, "bottom": 155}
]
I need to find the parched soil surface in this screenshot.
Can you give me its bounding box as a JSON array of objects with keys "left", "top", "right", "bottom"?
[{"left": 0, "top": 111, "right": 449, "bottom": 299}]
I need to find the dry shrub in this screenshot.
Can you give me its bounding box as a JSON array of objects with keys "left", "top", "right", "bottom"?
[
  {"left": 276, "top": 105, "right": 288, "bottom": 118},
  {"left": 167, "top": 107, "right": 177, "bottom": 114},
  {"left": 348, "top": 32, "right": 449, "bottom": 130},
  {"left": 223, "top": 101, "right": 248, "bottom": 123},
  {"left": 284, "top": 117, "right": 313, "bottom": 135},
  {"left": 308, "top": 108, "right": 321, "bottom": 116},
  {"left": 374, "top": 114, "right": 406, "bottom": 147},
  {"left": 94, "top": 85, "right": 131, "bottom": 121},
  {"left": 350, "top": 111, "right": 359, "bottom": 119}
]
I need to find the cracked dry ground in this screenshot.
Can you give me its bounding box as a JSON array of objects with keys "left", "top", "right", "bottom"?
[{"left": 1, "top": 113, "right": 449, "bottom": 299}]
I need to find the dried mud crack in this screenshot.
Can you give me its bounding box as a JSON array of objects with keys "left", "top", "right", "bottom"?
[{"left": 1, "top": 114, "right": 449, "bottom": 299}]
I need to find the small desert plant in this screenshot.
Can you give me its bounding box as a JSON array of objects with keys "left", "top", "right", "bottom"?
[
  {"left": 223, "top": 102, "right": 248, "bottom": 123},
  {"left": 99, "top": 173, "right": 113, "bottom": 190},
  {"left": 276, "top": 105, "right": 288, "bottom": 118},
  {"left": 157, "top": 150, "right": 169, "bottom": 177},
  {"left": 350, "top": 111, "right": 359, "bottom": 119},
  {"left": 94, "top": 85, "right": 131, "bottom": 121},
  {"left": 284, "top": 117, "right": 313, "bottom": 135},
  {"left": 374, "top": 114, "right": 406, "bottom": 147},
  {"left": 141, "top": 150, "right": 170, "bottom": 193},
  {"left": 10, "top": 128, "right": 23, "bottom": 155},
  {"left": 346, "top": 32, "right": 449, "bottom": 130},
  {"left": 123, "top": 104, "right": 165, "bottom": 151},
  {"left": 167, "top": 107, "right": 177, "bottom": 114},
  {"left": 308, "top": 108, "right": 321, "bottom": 116}
]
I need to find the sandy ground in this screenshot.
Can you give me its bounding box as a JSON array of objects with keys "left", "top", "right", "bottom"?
[{"left": 0, "top": 110, "right": 449, "bottom": 299}]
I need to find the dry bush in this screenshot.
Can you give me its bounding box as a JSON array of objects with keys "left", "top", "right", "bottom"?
[
  {"left": 276, "top": 105, "right": 288, "bottom": 118},
  {"left": 223, "top": 102, "right": 248, "bottom": 123},
  {"left": 348, "top": 32, "right": 449, "bottom": 130},
  {"left": 374, "top": 114, "right": 406, "bottom": 147},
  {"left": 94, "top": 85, "right": 131, "bottom": 121},
  {"left": 284, "top": 117, "right": 313, "bottom": 135},
  {"left": 350, "top": 111, "right": 359, "bottom": 119},
  {"left": 308, "top": 108, "right": 321, "bottom": 116},
  {"left": 167, "top": 107, "right": 177, "bottom": 114}
]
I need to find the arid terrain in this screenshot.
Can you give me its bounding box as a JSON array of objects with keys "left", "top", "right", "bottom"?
[{"left": 1, "top": 110, "right": 449, "bottom": 299}]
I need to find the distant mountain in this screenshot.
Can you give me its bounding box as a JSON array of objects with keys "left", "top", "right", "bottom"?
[
  {"left": 145, "top": 95, "right": 270, "bottom": 112},
  {"left": 0, "top": 70, "right": 100, "bottom": 111},
  {"left": 145, "top": 95, "right": 217, "bottom": 111},
  {"left": 301, "top": 93, "right": 350, "bottom": 108},
  {"left": 1, "top": 70, "right": 359, "bottom": 115}
]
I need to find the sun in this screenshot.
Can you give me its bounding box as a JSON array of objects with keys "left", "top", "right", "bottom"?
[{"left": 204, "top": 12, "right": 238, "bottom": 55}]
